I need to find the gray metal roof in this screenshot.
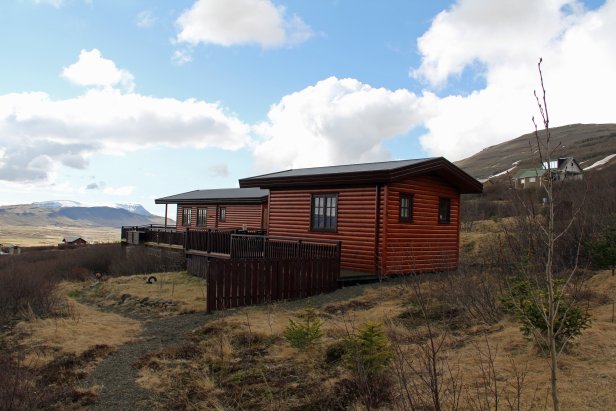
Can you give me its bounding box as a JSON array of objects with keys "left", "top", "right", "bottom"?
[
  {"left": 239, "top": 157, "right": 483, "bottom": 193},
  {"left": 155, "top": 187, "right": 269, "bottom": 204},
  {"left": 243, "top": 158, "right": 437, "bottom": 180}
]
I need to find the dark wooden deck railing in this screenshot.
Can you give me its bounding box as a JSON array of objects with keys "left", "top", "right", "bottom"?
[
  {"left": 230, "top": 235, "right": 340, "bottom": 259},
  {"left": 122, "top": 226, "right": 340, "bottom": 262}
]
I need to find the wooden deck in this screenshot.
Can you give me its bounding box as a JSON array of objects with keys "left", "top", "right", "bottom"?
[{"left": 122, "top": 225, "right": 341, "bottom": 261}]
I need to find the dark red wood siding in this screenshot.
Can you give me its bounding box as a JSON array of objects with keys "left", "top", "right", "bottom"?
[
  {"left": 176, "top": 204, "right": 265, "bottom": 231},
  {"left": 381, "top": 175, "right": 460, "bottom": 274},
  {"left": 267, "top": 187, "right": 378, "bottom": 273},
  {"left": 267, "top": 174, "right": 461, "bottom": 275}
]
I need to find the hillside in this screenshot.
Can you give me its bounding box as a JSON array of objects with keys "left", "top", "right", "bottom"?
[
  {"left": 455, "top": 123, "right": 616, "bottom": 179},
  {"left": 0, "top": 203, "right": 171, "bottom": 246}
]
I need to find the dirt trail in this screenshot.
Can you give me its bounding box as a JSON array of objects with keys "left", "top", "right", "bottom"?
[
  {"left": 81, "top": 311, "right": 211, "bottom": 411},
  {"left": 79, "top": 280, "right": 384, "bottom": 410}
]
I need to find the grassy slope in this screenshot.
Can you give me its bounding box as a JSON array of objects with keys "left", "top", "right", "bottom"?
[
  {"left": 455, "top": 123, "right": 616, "bottom": 179},
  {"left": 6, "top": 239, "right": 616, "bottom": 409}
]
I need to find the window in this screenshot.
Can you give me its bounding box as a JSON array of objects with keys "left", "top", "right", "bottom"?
[
  {"left": 182, "top": 207, "right": 192, "bottom": 226},
  {"left": 400, "top": 193, "right": 414, "bottom": 223},
  {"left": 311, "top": 194, "right": 337, "bottom": 231},
  {"left": 438, "top": 197, "right": 451, "bottom": 224},
  {"left": 197, "top": 207, "right": 207, "bottom": 226},
  {"left": 219, "top": 207, "right": 226, "bottom": 222},
  {"left": 529, "top": 177, "right": 536, "bottom": 183}
]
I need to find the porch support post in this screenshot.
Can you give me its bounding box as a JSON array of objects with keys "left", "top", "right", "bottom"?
[{"left": 164, "top": 204, "right": 168, "bottom": 229}]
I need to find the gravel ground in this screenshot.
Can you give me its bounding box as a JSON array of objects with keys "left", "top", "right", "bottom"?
[
  {"left": 80, "top": 277, "right": 403, "bottom": 410},
  {"left": 81, "top": 311, "right": 211, "bottom": 410}
]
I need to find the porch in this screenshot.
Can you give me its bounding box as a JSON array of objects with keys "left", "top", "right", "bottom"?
[
  {"left": 121, "top": 225, "right": 339, "bottom": 260},
  {"left": 121, "top": 226, "right": 345, "bottom": 312}
]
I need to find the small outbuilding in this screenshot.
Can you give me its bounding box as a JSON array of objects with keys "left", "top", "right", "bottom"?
[{"left": 62, "top": 236, "right": 88, "bottom": 246}]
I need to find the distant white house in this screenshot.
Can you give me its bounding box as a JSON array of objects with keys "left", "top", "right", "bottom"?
[{"left": 513, "top": 157, "right": 583, "bottom": 188}]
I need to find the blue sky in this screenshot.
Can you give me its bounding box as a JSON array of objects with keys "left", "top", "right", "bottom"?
[{"left": 0, "top": 0, "right": 614, "bottom": 216}]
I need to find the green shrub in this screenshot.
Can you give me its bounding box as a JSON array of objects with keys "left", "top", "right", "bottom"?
[
  {"left": 586, "top": 217, "right": 616, "bottom": 275},
  {"left": 342, "top": 322, "right": 393, "bottom": 376},
  {"left": 502, "top": 278, "right": 591, "bottom": 350},
  {"left": 284, "top": 304, "right": 323, "bottom": 350}
]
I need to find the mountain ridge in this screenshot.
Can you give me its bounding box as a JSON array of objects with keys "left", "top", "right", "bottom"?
[{"left": 454, "top": 123, "right": 616, "bottom": 179}]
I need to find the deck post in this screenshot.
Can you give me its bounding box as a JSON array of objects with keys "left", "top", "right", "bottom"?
[{"left": 164, "top": 204, "right": 168, "bottom": 229}]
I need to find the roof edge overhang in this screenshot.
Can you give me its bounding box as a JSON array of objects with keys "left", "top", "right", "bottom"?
[
  {"left": 155, "top": 197, "right": 268, "bottom": 205},
  {"left": 239, "top": 157, "right": 483, "bottom": 194}
]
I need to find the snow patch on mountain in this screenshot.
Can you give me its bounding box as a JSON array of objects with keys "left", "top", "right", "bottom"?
[
  {"left": 584, "top": 154, "right": 616, "bottom": 170},
  {"left": 31, "top": 200, "right": 153, "bottom": 216},
  {"left": 32, "top": 200, "right": 82, "bottom": 208},
  {"left": 114, "top": 203, "right": 153, "bottom": 216}
]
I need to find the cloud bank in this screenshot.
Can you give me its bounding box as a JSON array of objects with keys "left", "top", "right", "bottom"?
[
  {"left": 0, "top": 50, "right": 250, "bottom": 183},
  {"left": 253, "top": 77, "right": 420, "bottom": 172},
  {"left": 411, "top": 0, "right": 616, "bottom": 160},
  {"left": 176, "top": 0, "right": 313, "bottom": 48}
]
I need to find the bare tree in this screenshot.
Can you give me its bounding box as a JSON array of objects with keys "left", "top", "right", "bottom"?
[{"left": 505, "top": 58, "right": 590, "bottom": 411}]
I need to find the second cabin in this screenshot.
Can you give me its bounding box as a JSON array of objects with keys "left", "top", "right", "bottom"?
[
  {"left": 239, "top": 157, "right": 482, "bottom": 276},
  {"left": 149, "top": 157, "right": 482, "bottom": 277}
]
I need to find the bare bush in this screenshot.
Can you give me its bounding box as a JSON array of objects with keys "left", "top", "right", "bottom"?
[{"left": 0, "top": 243, "right": 181, "bottom": 324}]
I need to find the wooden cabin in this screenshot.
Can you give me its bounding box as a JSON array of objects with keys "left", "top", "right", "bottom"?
[
  {"left": 155, "top": 188, "right": 269, "bottom": 232},
  {"left": 62, "top": 236, "right": 88, "bottom": 246},
  {"left": 239, "top": 157, "right": 482, "bottom": 276}
]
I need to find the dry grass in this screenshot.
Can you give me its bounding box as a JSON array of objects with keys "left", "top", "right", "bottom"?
[
  {"left": 133, "top": 269, "right": 616, "bottom": 410},
  {"left": 69, "top": 271, "right": 208, "bottom": 314},
  {"left": 12, "top": 296, "right": 141, "bottom": 367},
  {"left": 0, "top": 224, "right": 119, "bottom": 246}
]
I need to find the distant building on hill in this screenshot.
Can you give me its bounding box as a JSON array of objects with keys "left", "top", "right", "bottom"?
[
  {"left": 513, "top": 157, "right": 583, "bottom": 188},
  {"left": 62, "top": 236, "right": 88, "bottom": 246}
]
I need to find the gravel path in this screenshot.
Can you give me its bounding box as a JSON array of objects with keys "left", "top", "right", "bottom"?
[
  {"left": 80, "top": 278, "right": 400, "bottom": 410},
  {"left": 82, "top": 311, "right": 211, "bottom": 411}
]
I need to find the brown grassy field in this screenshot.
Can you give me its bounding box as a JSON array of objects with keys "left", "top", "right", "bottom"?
[
  {"left": 2, "top": 235, "right": 615, "bottom": 409},
  {"left": 0, "top": 224, "right": 119, "bottom": 246}
]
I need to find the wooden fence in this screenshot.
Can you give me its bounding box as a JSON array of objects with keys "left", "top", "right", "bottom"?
[{"left": 188, "top": 251, "right": 341, "bottom": 312}]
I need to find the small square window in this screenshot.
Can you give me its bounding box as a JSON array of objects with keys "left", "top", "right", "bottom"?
[
  {"left": 311, "top": 194, "right": 337, "bottom": 231},
  {"left": 197, "top": 207, "right": 207, "bottom": 226},
  {"left": 438, "top": 197, "right": 451, "bottom": 224},
  {"left": 400, "top": 193, "right": 414, "bottom": 223},
  {"left": 219, "top": 207, "right": 226, "bottom": 222},
  {"left": 182, "top": 207, "right": 192, "bottom": 226}
]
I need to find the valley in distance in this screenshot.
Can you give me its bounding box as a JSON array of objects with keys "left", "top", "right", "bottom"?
[{"left": 0, "top": 201, "right": 170, "bottom": 247}]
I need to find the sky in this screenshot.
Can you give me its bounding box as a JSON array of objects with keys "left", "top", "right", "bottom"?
[{"left": 0, "top": 0, "right": 614, "bottom": 216}]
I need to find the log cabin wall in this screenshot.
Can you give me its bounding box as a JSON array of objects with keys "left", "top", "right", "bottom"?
[
  {"left": 381, "top": 175, "right": 460, "bottom": 274},
  {"left": 267, "top": 186, "right": 378, "bottom": 273},
  {"left": 267, "top": 174, "right": 461, "bottom": 275},
  {"left": 175, "top": 204, "right": 265, "bottom": 231}
]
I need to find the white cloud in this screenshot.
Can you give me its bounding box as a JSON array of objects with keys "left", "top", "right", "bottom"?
[
  {"left": 103, "top": 185, "right": 135, "bottom": 196},
  {"left": 33, "top": 0, "right": 64, "bottom": 8},
  {"left": 0, "top": 52, "right": 250, "bottom": 183},
  {"left": 62, "top": 49, "right": 135, "bottom": 92},
  {"left": 252, "top": 77, "right": 420, "bottom": 173},
  {"left": 172, "top": 49, "right": 194, "bottom": 65},
  {"left": 176, "top": 0, "right": 313, "bottom": 48},
  {"left": 136, "top": 10, "right": 157, "bottom": 28},
  {"left": 208, "top": 163, "right": 230, "bottom": 177},
  {"left": 410, "top": 0, "right": 616, "bottom": 161}
]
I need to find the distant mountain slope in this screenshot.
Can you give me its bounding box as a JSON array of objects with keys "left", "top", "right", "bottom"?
[
  {"left": 0, "top": 204, "right": 172, "bottom": 230},
  {"left": 31, "top": 200, "right": 154, "bottom": 216},
  {"left": 455, "top": 123, "right": 616, "bottom": 179},
  {"left": 115, "top": 203, "right": 153, "bottom": 216},
  {"left": 47, "top": 207, "right": 160, "bottom": 227}
]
